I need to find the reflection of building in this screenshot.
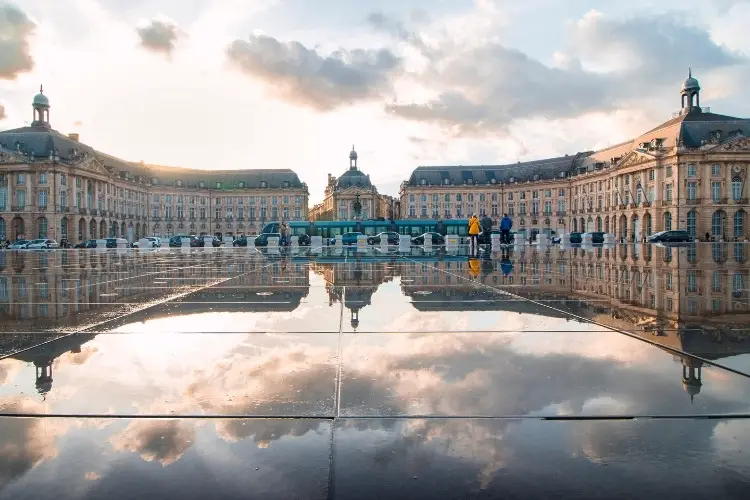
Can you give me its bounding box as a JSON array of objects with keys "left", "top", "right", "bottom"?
[
  {"left": 400, "top": 73, "right": 750, "bottom": 241},
  {"left": 309, "top": 146, "right": 394, "bottom": 221},
  {"left": 0, "top": 88, "right": 309, "bottom": 243}
]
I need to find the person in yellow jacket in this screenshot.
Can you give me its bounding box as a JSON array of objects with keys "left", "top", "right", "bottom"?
[{"left": 468, "top": 213, "right": 480, "bottom": 255}]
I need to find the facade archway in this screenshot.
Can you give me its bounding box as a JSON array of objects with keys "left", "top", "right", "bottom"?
[
  {"left": 572, "top": 219, "right": 578, "bottom": 232},
  {"left": 643, "top": 212, "right": 652, "bottom": 238},
  {"left": 12, "top": 216, "right": 24, "bottom": 240},
  {"left": 631, "top": 214, "right": 640, "bottom": 242},
  {"left": 36, "top": 217, "right": 48, "bottom": 239},
  {"left": 596, "top": 216, "right": 602, "bottom": 232},
  {"left": 0, "top": 217, "right": 5, "bottom": 242},
  {"left": 121, "top": 222, "right": 127, "bottom": 240},
  {"left": 111, "top": 221, "right": 118, "bottom": 237},
  {"left": 711, "top": 210, "right": 726, "bottom": 240},
  {"left": 79, "top": 218, "right": 87, "bottom": 241},
  {"left": 619, "top": 214, "right": 628, "bottom": 241},
  {"left": 100, "top": 220, "right": 107, "bottom": 238},
  {"left": 687, "top": 210, "right": 697, "bottom": 240},
  {"left": 664, "top": 211, "right": 673, "bottom": 232},
  {"left": 135, "top": 223, "right": 141, "bottom": 240},
  {"left": 90, "top": 220, "right": 97, "bottom": 239},
  {"left": 60, "top": 217, "right": 68, "bottom": 241},
  {"left": 734, "top": 210, "right": 745, "bottom": 239},
  {"left": 604, "top": 216, "right": 610, "bottom": 233}
]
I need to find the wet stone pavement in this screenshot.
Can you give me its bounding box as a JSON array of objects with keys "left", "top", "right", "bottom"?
[{"left": 1, "top": 243, "right": 750, "bottom": 499}]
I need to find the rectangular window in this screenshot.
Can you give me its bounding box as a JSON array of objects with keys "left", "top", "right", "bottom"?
[
  {"left": 519, "top": 202, "right": 526, "bottom": 216},
  {"left": 189, "top": 208, "right": 195, "bottom": 219},
  {"left": 38, "top": 190, "right": 47, "bottom": 208},
  {"left": 557, "top": 200, "right": 565, "bottom": 213},
  {"left": 687, "top": 182, "right": 697, "bottom": 200},
  {"left": 39, "top": 172, "right": 47, "bottom": 184},
  {"left": 712, "top": 164, "right": 721, "bottom": 176},
  {"left": 687, "top": 164, "right": 696, "bottom": 177},
  {"left": 711, "top": 182, "right": 721, "bottom": 202},
  {"left": 60, "top": 174, "right": 66, "bottom": 186},
  {"left": 687, "top": 272, "right": 697, "bottom": 292},
  {"left": 294, "top": 207, "right": 301, "bottom": 219},
  {"left": 665, "top": 184, "right": 673, "bottom": 201},
  {"left": 544, "top": 201, "right": 552, "bottom": 215},
  {"left": 532, "top": 190, "right": 539, "bottom": 199},
  {"left": 545, "top": 190, "right": 551, "bottom": 198},
  {"left": 17, "top": 173, "right": 25, "bottom": 185},
  {"left": 507, "top": 192, "right": 513, "bottom": 201},
  {"left": 732, "top": 181, "right": 742, "bottom": 201},
  {"left": 648, "top": 170, "right": 654, "bottom": 181},
  {"left": 247, "top": 207, "right": 254, "bottom": 219},
  {"left": 491, "top": 204, "right": 498, "bottom": 216},
  {"left": 283, "top": 207, "right": 289, "bottom": 219},
  {"left": 666, "top": 165, "right": 672, "bottom": 177}
]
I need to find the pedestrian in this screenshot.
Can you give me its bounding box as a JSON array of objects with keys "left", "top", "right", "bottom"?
[
  {"left": 279, "top": 221, "right": 288, "bottom": 246},
  {"left": 468, "top": 213, "right": 480, "bottom": 255},
  {"left": 480, "top": 214, "right": 493, "bottom": 233},
  {"left": 499, "top": 213, "right": 513, "bottom": 244}
]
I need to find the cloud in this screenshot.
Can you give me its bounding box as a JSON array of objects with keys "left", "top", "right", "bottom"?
[
  {"left": 135, "top": 17, "right": 181, "bottom": 55},
  {"left": 0, "top": 3, "right": 35, "bottom": 79},
  {"left": 378, "top": 10, "right": 747, "bottom": 136},
  {"left": 110, "top": 420, "right": 195, "bottom": 466},
  {"left": 226, "top": 34, "right": 402, "bottom": 111},
  {"left": 73, "top": 120, "right": 83, "bottom": 127},
  {"left": 0, "top": 103, "right": 5, "bottom": 121}
]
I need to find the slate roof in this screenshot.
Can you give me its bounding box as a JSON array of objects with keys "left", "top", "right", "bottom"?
[
  {"left": 336, "top": 169, "right": 374, "bottom": 190},
  {"left": 406, "top": 153, "right": 590, "bottom": 187},
  {"left": 0, "top": 125, "right": 305, "bottom": 190}
]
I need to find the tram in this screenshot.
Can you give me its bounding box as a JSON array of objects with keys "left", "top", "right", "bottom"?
[{"left": 259, "top": 219, "right": 471, "bottom": 240}]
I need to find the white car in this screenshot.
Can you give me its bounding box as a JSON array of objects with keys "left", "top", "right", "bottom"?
[
  {"left": 132, "top": 236, "right": 161, "bottom": 248},
  {"left": 26, "top": 238, "right": 59, "bottom": 249}
]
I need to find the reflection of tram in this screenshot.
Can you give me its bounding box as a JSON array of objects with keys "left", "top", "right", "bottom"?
[{"left": 260, "top": 219, "right": 471, "bottom": 239}]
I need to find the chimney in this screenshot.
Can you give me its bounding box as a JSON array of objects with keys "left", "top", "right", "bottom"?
[{"left": 68, "top": 133, "right": 79, "bottom": 141}]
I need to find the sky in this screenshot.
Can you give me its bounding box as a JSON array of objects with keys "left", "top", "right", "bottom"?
[{"left": 1, "top": 0, "right": 750, "bottom": 202}]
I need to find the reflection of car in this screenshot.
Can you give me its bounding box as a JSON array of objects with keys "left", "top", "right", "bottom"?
[
  {"left": 411, "top": 232, "right": 445, "bottom": 245},
  {"left": 106, "top": 238, "right": 130, "bottom": 248},
  {"left": 133, "top": 236, "right": 161, "bottom": 248},
  {"left": 647, "top": 230, "right": 691, "bottom": 243},
  {"left": 328, "top": 232, "right": 364, "bottom": 245},
  {"left": 26, "top": 239, "right": 59, "bottom": 249},
  {"left": 568, "top": 232, "right": 583, "bottom": 244},
  {"left": 9, "top": 240, "right": 30, "bottom": 249},
  {"left": 368, "top": 232, "right": 400, "bottom": 245}
]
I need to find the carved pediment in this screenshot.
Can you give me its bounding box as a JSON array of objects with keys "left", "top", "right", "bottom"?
[
  {"left": 75, "top": 157, "right": 110, "bottom": 176},
  {"left": 617, "top": 151, "right": 653, "bottom": 168},
  {"left": 707, "top": 135, "right": 750, "bottom": 153},
  {"left": 0, "top": 147, "right": 27, "bottom": 165}
]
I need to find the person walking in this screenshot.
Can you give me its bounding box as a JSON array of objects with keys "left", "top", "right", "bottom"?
[
  {"left": 499, "top": 213, "right": 513, "bottom": 244},
  {"left": 468, "top": 213, "right": 480, "bottom": 255}
]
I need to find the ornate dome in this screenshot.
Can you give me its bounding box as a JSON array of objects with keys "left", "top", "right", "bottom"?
[
  {"left": 681, "top": 70, "right": 700, "bottom": 92},
  {"left": 336, "top": 169, "right": 373, "bottom": 189},
  {"left": 33, "top": 85, "right": 50, "bottom": 107},
  {"left": 349, "top": 145, "right": 358, "bottom": 160}
]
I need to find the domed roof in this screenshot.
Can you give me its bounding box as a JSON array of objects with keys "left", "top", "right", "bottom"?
[
  {"left": 33, "top": 85, "right": 50, "bottom": 107},
  {"left": 336, "top": 169, "right": 372, "bottom": 189},
  {"left": 681, "top": 70, "right": 700, "bottom": 92},
  {"left": 349, "top": 145, "right": 358, "bottom": 160}
]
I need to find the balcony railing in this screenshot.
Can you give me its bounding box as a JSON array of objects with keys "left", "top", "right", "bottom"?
[
  {"left": 556, "top": 211, "right": 566, "bottom": 216},
  {"left": 712, "top": 197, "right": 728, "bottom": 204},
  {"left": 11, "top": 205, "right": 25, "bottom": 211},
  {"left": 78, "top": 208, "right": 86, "bottom": 214},
  {"left": 732, "top": 197, "right": 749, "bottom": 204},
  {"left": 686, "top": 198, "right": 701, "bottom": 206},
  {"left": 661, "top": 200, "right": 672, "bottom": 206},
  {"left": 642, "top": 201, "right": 651, "bottom": 207}
]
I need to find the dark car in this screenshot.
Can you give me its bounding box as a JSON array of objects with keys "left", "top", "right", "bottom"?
[
  {"left": 568, "top": 232, "right": 583, "bottom": 244},
  {"left": 583, "top": 232, "right": 606, "bottom": 244},
  {"left": 254, "top": 233, "right": 282, "bottom": 247},
  {"left": 647, "top": 230, "right": 691, "bottom": 243},
  {"left": 477, "top": 230, "right": 501, "bottom": 245},
  {"left": 169, "top": 235, "right": 199, "bottom": 247},
  {"left": 368, "top": 232, "right": 400, "bottom": 245},
  {"left": 74, "top": 239, "right": 97, "bottom": 249},
  {"left": 327, "top": 232, "right": 364, "bottom": 245},
  {"left": 411, "top": 232, "right": 445, "bottom": 245}
]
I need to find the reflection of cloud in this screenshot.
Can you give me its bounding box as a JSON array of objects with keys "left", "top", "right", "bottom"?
[
  {"left": 85, "top": 471, "right": 100, "bottom": 481},
  {"left": 63, "top": 346, "right": 99, "bottom": 365},
  {"left": 0, "top": 398, "right": 63, "bottom": 489},
  {"left": 110, "top": 420, "right": 195, "bottom": 466},
  {"left": 0, "top": 359, "right": 22, "bottom": 384}
]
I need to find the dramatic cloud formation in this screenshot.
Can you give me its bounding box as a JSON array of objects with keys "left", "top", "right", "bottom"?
[
  {"left": 226, "top": 34, "right": 402, "bottom": 111},
  {"left": 0, "top": 3, "right": 35, "bottom": 79},
  {"left": 135, "top": 17, "right": 181, "bottom": 55},
  {"left": 375, "top": 9, "right": 748, "bottom": 136},
  {"left": 110, "top": 420, "right": 195, "bottom": 466}
]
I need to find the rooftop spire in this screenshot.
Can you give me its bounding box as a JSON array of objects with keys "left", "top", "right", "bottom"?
[{"left": 40, "top": 84, "right": 44, "bottom": 94}]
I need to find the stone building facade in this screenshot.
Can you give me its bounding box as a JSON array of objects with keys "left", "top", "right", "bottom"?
[
  {"left": 400, "top": 73, "right": 750, "bottom": 241},
  {"left": 309, "top": 146, "right": 394, "bottom": 221},
  {"left": 0, "top": 88, "right": 309, "bottom": 243}
]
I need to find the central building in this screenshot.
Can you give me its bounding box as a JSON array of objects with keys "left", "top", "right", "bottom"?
[{"left": 309, "top": 146, "right": 394, "bottom": 221}]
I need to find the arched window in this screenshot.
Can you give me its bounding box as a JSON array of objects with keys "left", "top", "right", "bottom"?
[
  {"left": 712, "top": 211, "right": 724, "bottom": 238},
  {"left": 733, "top": 273, "right": 745, "bottom": 298},
  {"left": 664, "top": 211, "right": 672, "bottom": 231},
  {"left": 734, "top": 211, "right": 745, "bottom": 239},
  {"left": 0, "top": 218, "right": 5, "bottom": 240},
  {"left": 37, "top": 217, "right": 48, "bottom": 238},
  {"left": 61, "top": 217, "right": 68, "bottom": 239},
  {"left": 687, "top": 211, "right": 697, "bottom": 239}
]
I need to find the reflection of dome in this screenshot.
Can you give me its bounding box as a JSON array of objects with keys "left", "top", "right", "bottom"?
[
  {"left": 337, "top": 169, "right": 372, "bottom": 189},
  {"left": 350, "top": 316, "right": 359, "bottom": 330},
  {"left": 682, "top": 379, "right": 701, "bottom": 397}
]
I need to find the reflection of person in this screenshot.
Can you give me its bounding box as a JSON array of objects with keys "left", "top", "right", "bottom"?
[
  {"left": 501, "top": 257, "right": 513, "bottom": 276},
  {"left": 500, "top": 214, "right": 513, "bottom": 244},
  {"left": 468, "top": 213, "right": 480, "bottom": 255},
  {"left": 468, "top": 257, "right": 480, "bottom": 278}
]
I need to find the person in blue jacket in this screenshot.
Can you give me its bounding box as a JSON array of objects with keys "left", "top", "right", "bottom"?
[{"left": 499, "top": 214, "right": 513, "bottom": 244}]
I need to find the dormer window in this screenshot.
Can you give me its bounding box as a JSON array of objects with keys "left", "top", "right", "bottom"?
[
  {"left": 490, "top": 178, "right": 496, "bottom": 184},
  {"left": 444, "top": 178, "right": 449, "bottom": 185},
  {"left": 714, "top": 130, "right": 722, "bottom": 140},
  {"left": 216, "top": 182, "right": 222, "bottom": 189},
  {"left": 284, "top": 181, "right": 290, "bottom": 188},
  {"left": 509, "top": 176, "right": 515, "bottom": 183},
  {"left": 198, "top": 181, "right": 205, "bottom": 188},
  {"left": 533, "top": 174, "right": 540, "bottom": 181},
  {"left": 176, "top": 180, "right": 182, "bottom": 187},
  {"left": 260, "top": 181, "right": 267, "bottom": 188},
  {"left": 421, "top": 179, "right": 427, "bottom": 185},
  {"left": 151, "top": 178, "right": 159, "bottom": 185},
  {"left": 238, "top": 181, "right": 245, "bottom": 188}
]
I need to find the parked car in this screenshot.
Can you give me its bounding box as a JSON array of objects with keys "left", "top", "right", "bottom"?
[
  {"left": 581, "top": 232, "right": 606, "bottom": 244},
  {"left": 133, "top": 236, "right": 162, "bottom": 248},
  {"left": 106, "top": 238, "right": 130, "bottom": 248},
  {"left": 327, "top": 232, "right": 364, "bottom": 245},
  {"left": 368, "top": 232, "right": 400, "bottom": 245},
  {"left": 647, "top": 230, "right": 691, "bottom": 243},
  {"left": 74, "top": 239, "right": 97, "bottom": 249},
  {"left": 568, "top": 232, "right": 583, "bottom": 244},
  {"left": 8, "top": 240, "right": 30, "bottom": 249},
  {"left": 411, "top": 232, "right": 445, "bottom": 245},
  {"left": 254, "top": 233, "right": 282, "bottom": 247},
  {"left": 26, "top": 239, "right": 59, "bottom": 249}
]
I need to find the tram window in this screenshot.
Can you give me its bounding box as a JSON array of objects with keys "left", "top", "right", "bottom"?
[
  {"left": 293, "top": 227, "right": 306, "bottom": 235},
  {"left": 447, "top": 226, "right": 457, "bottom": 234},
  {"left": 411, "top": 226, "right": 421, "bottom": 236},
  {"left": 425, "top": 225, "right": 435, "bottom": 232}
]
